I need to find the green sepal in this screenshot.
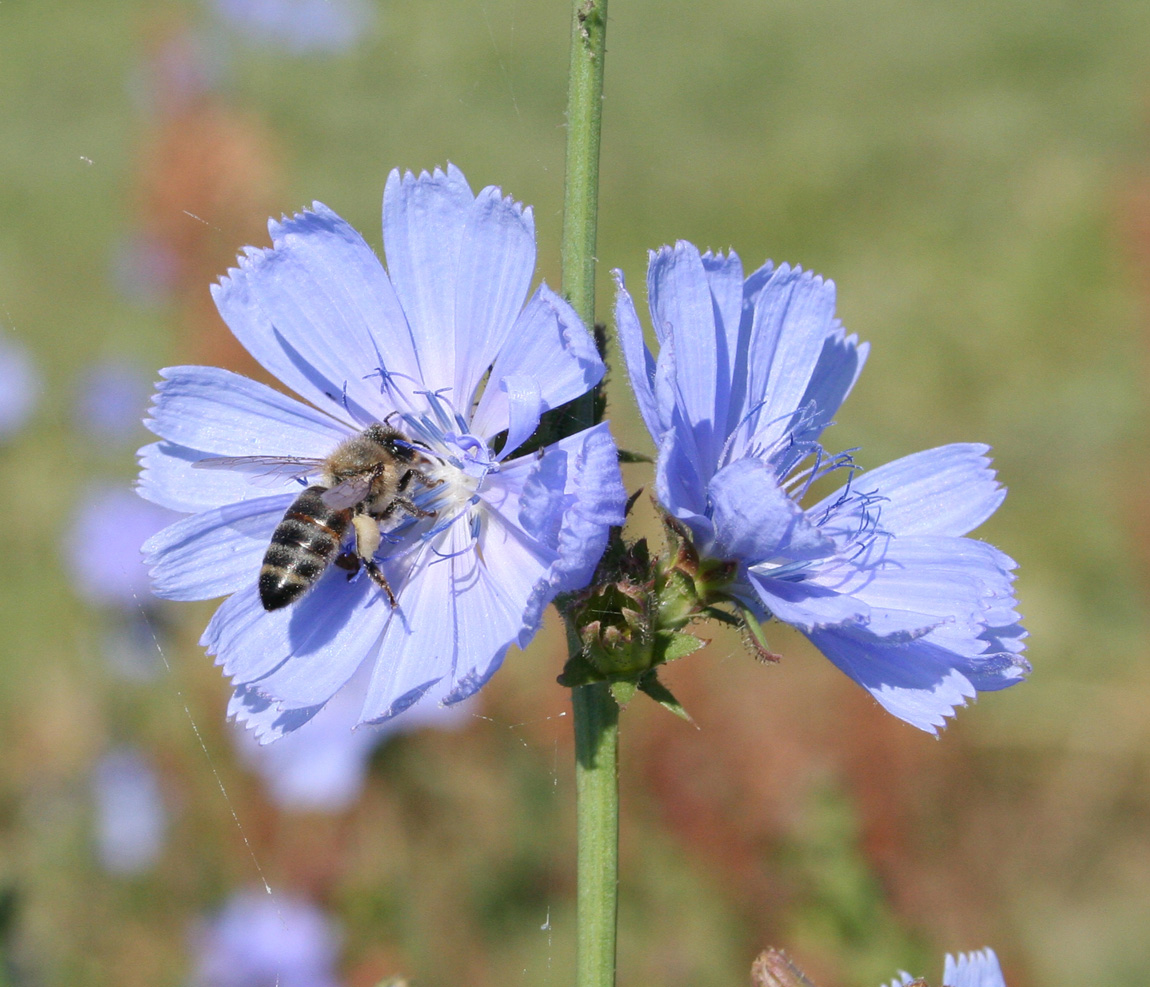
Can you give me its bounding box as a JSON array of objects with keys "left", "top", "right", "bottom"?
[
  {"left": 637, "top": 671, "right": 693, "bottom": 723},
  {"left": 616, "top": 448, "right": 654, "bottom": 464},
  {"left": 557, "top": 652, "right": 608, "bottom": 688},
  {"left": 609, "top": 680, "right": 638, "bottom": 707},
  {"left": 656, "top": 630, "right": 706, "bottom": 664}
]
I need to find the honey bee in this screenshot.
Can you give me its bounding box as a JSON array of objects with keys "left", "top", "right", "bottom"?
[{"left": 195, "top": 423, "right": 439, "bottom": 611}]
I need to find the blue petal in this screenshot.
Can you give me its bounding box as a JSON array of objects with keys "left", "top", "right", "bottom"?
[
  {"left": 654, "top": 417, "right": 711, "bottom": 535},
  {"left": 747, "top": 569, "right": 872, "bottom": 629},
  {"left": 788, "top": 322, "right": 869, "bottom": 449},
  {"left": 707, "top": 458, "right": 834, "bottom": 563},
  {"left": 942, "top": 949, "right": 1006, "bottom": 987},
  {"left": 806, "top": 624, "right": 981, "bottom": 733},
  {"left": 452, "top": 186, "right": 537, "bottom": 405},
  {"left": 229, "top": 684, "right": 325, "bottom": 745},
  {"left": 740, "top": 266, "right": 838, "bottom": 456},
  {"left": 471, "top": 284, "right": 604, "bottom": 447},
  {"left": 699, "top": 249, "right": 745, "bottom": 395},
  {"left": 211, "top": 205, "right": 417, "bottom": 424},
  {"left": 648, "top": 243, "right": 727, "bottom": 473},
  {"left": 138, "top": 441, "right": 282, "bottom": 514},
  {"left": 820, "top": 444, "right": 1006, "bottom": 538},
  {"left": 358, "top": 529, "right": 479, "bottom": 724},
  {"left": 143, "top": 495, "right": 289, "bottom": 601},
  {"left": 491, "top": 374, "right": 544, "bottom": 461},
  {"left": 613, "top": 269, "right": 663, "bottom": 442},
  {"left": 147, "top": 366, "right": 349, "bottom": 458},
  {"left": 382, "top": 164, "right": 474, "bottom": 394},
  {"left": 206, "top": 569, "right": 390, "bottom": 709},
  {"left": 516, "top": 423, "right": 627, "bottom": 632},
  {"left": 801, "top": 535, "right": 1019, "bottom": 643}
]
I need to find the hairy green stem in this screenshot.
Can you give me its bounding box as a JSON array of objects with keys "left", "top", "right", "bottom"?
[
  {"left": 561, "top": 0, "right": 608, "bottom": 433},
  {"left": 573, "top": 680, "right": 619, "bottom": 987}
]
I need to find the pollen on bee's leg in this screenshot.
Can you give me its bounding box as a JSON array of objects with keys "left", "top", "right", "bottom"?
[{"left": 352, "top": 512, "right": 382, "bottom": 559}]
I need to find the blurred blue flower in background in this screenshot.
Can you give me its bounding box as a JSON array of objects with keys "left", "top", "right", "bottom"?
[
  {"left": 91, "top": 747, "right": 167, "bottom": 875},
  {"left": 615, "top": 242, "right": 1027, "bottom": 733},
  {"left": 212, "top": 0, "right": 375, "bottom": 54},
  {"left": 190, "top": 890, "right": 342, "bottom": 987},
  {"left": 0, "top": 335, "right": 40, "bottom": 438},
  {"left": 140, "top": 165, "right": 625, "bottom": 742},
  {"left": 75, "top": 360, "right": 155, "bottom": 443},
  {"left": 885, "top": 948, "right": 1006, "bottom": 987},
  {"left": 71, "top": 483, "right": 181, "bottom": 610},
  {"left": 69, "top": 483, "right": 179, "bottom": 679},
  {"left": 234, "top": 663, "right": 471, "bottom": 811}
]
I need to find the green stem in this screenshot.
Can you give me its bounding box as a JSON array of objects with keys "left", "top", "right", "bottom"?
[
  {"left": 561, "top": 2, "right": 615, "bottom": 983},
  {"left": 572, "top": 681, "right": 619, "bottom": 987},
  {"left": 561, "top": 0, "right": 608, "bottom": 433}
]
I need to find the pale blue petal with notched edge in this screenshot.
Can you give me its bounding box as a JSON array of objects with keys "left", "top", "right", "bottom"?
[
  {"left": 942, "top": 949, "right": 1007, "bottom": 987},
  {"left": 807, "top": 624, "right": 980, "bottom": 733},
  {"left": 612, "top": 270, "right": 663, "bottom": 442},
  {"left": 137, "top": 441, "right": 297, "bottom": 514},
  {"left": 204, "top": 569, "right": 389, "bottom": 709},
  {"left": 470, "top": 284, "right": 604, "bottom": 447},
  {"left": 740, "top": 266, "right": 838, "bottom": 456},
  {"left": 452, "top": 187, "right": 536, "bottom": 407},
  {"left": 648, "top": 243, "right": 725, "bottom": 474},
  {"left": 787, "top": 323, "right": 868, "bottom": 449},
  {"left": 242, "top": 577, "right": 390, "bottom": 709},
  {"left": 211, "top": 206, "right": 415, "bottom": 424},
  {"left": 146, "top": 366, "right": 349, "bottom": 458},
  {"left": 799, "top": 536, "right": 1018, "bottom": 642},
  {"left": 816, "top": 444, "right": 1006, "bottom": 539},
  {"left": 143, "top": 494, "right": 289, "bottom": 601},
  {"left": 382, "top": 165, "right": 474, "bottom": 393},
  {"left": 699, "top": 250, "right": 745, "bottom": 409}
]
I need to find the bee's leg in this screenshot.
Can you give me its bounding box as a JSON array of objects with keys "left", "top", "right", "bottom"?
[
  {"left": 351, "top": 512, "right": 397, "bottom": 607},
  {"left": 333, "top": 551, "right": 360, "bottom": 579},
  {"left": 362, "top": 558, "right": 398, "bottom": 608}
]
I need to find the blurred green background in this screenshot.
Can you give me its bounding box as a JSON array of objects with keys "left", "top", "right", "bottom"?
[{"left": 3, "top": 0, "right": 1150, "bottom": 984}]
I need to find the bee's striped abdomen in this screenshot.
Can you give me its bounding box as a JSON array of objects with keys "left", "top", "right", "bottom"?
[{"left": 259, "top": 486, "right": 351, "bottom": 611}]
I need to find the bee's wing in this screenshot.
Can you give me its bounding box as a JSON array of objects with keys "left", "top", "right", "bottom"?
[
  {"left": 321, "top": 474, "right": 372, "bottom": 510},
  {"left": 192, "top": 455, "right": 328, "bottom": 487}
]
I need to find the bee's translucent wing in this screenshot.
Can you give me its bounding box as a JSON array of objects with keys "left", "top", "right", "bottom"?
[
  {"left": 192, "top": 455, "right": 327, "bottom": 487},
  {"left": 321, "top": 474, "right": 372, "bottom": 510}
]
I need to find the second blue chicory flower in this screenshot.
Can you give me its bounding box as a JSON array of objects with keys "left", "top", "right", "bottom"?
[{"left": 615, "top": 242, "right": 1028, "bottom": 733}]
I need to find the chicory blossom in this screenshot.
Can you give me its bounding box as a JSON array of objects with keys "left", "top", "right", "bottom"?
[
  {"left": 212, "top": 0, "right": 374, "bottom": 54},
  {"left": 885, "top": 948, "right": 1007, "bottom": 987},
  {"left": 0, "top": 335, "right": 39, "bottom": 438},
  {"left": 615, "top": 242, "right": 1027, "bottom": 733},
  {"left": 91, "top": 747, "right": 167, "bottom": 875},
  {"left": 190, "top": 890, "right": 342, "bottom": 987},
  {"left": 140, "top": 165, "right": 625, "bottom": 741}
]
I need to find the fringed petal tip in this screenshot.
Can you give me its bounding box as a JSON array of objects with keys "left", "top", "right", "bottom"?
[{"left": 228, "top": 683, "right": 325, "bottom": 746}]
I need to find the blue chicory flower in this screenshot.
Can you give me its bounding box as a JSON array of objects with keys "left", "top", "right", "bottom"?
[
  {"left": 212, "top": 0, "right": 374, "bottom": 54},
  {"left": 885, "top": 948, "right": 1007, "bottom": 987},
  {"left": 190, "top": 890, "right": 342, "bottom": 987},
  {"left": 71, "top": 483, "right": 181, "bottom": 610},
  {"left": 0, "top": 334, "right": 39, "bottom": 438},
  {"left": 140, "top": 165, "right": 625, "bottom": 742},
  {"left": 615, "top": 242, "right": 1027, "bottom": 733},
  {"left": 91, "top": 747, "right": 167, "bottom": 875},
  {"left": 75, "top": 360, "right": 155, "bottom": 443}
]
